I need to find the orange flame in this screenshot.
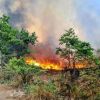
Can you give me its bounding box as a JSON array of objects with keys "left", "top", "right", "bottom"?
[
  {"left": 25, "top": 57, "right": 64, "bottom": 70},
  {"left": 26, "top": 45, "right": 87, "bottom": 70},
  {"left": 25, "top": 57, "right": 87, "bottom": 70}
]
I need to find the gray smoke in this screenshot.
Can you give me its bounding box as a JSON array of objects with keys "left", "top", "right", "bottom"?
[{"left": 0, "top": 0, "right": 84, "bottom": 48}]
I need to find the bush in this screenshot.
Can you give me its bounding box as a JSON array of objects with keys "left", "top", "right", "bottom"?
[
  {"left": 1, "top": 57, "right": 43, "bottom": 87},
  {"left": 23, "top": 79, "right": 57, "bottom": 100}
]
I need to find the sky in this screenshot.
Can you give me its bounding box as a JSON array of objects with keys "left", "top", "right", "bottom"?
[
  {"left": 0, "top": 0, "right": 100, "bottom": 48},
  {"left": 75, "top": 0, "right": 100, "bottom": 48}
]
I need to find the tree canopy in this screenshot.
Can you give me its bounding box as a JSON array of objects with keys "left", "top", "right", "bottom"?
[
  {"left": 56, "top": 28, "right": 94, "bottom": 68},
  {"left": 0, "top": 15, "right": 37, "bottom": 57}
]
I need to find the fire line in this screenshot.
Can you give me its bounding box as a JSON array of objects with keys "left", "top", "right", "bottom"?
[{"left": 25, "top": 57, "right": 87, "bottom": 70}]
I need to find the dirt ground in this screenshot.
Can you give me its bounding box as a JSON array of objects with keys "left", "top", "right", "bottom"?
[{"left": 0, "top": 84, "right": 24, "bottom": 100}]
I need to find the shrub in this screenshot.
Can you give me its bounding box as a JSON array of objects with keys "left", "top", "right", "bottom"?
[
  {"left": 24, "top": 79, "right": 57, "bottom": 100},
  {"left": 1, "top": 57, "right": 43, "bottom": 87}
]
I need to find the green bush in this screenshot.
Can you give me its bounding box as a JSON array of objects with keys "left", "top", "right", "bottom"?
[{"left": 1, "top": 57, "right": 44, "bottom": 87}]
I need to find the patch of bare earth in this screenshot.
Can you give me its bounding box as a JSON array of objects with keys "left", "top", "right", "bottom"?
[{"left": 0, "top": 84, "right": 25, "bottom": 100}]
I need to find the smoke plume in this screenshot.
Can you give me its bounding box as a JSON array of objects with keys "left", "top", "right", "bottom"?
[{"left": 0, "top": 0, "right": 85, "bottom": 48}]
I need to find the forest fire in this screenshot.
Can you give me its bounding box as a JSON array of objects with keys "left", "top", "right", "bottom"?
[
  {"left": 25, "top": 57, "right": 87, "bottom": 70},
  {"left": 25, "top": 57, "right": 63, "bottom": 70},
  {"left": 25, "top": 46, "right": 86, "bottom": 70},
  {"left": 25, "top": 44, "right": 88, "bottom": 70},
  {"left": 25, "top": 44, "right": 65, "bottom": 70}
]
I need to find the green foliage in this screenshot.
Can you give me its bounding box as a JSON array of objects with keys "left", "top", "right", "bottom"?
[
  {"left": 43, "top": 81, "right": 57, "bottom": 94},
  {"left": 76, "top": 41, "right": 93, "bottom": 59},
  {"left": 7, "top": 57, "right": 35, "bottom": 75},
  {"left": 0, "top": 15, "right": 37, "bottom": 57},
  {"left": 24, "top": 80, "right": 57, "bottom": 100},
  {"left": 0, "top": 67, "right": 15, "bottom": 84},
  {"left": 56, "top": 28, "right": 79, "bottom": 58},
  {"left": 56, "top": 28, "right": 94, "bottom": 67},
  {"left": 24, "top": 81, "right": 57, "bottom": 94},
  {"left": 1, "top": 57, "right": 43, "bottom": 86},
  {"left": 59, "top": 28, "right": 79, "bottom": 48}
]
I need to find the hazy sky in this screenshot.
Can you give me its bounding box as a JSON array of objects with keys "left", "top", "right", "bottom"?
[
  {"left": 75, "top": 0, "right": 100, "bottom": 48},
  {"left": 0, "top": 0, "right": 100, "bottom": 48}
]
